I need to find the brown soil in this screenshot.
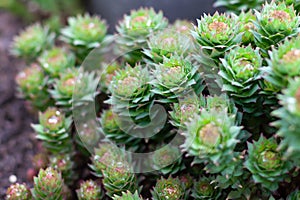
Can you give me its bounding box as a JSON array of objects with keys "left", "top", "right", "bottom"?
[{"left": 0, "top": 11, "right": 38, "bottom": 198}]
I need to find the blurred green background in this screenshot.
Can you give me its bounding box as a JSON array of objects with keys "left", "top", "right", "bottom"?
[{"left": 0, "top": 0, "right": 83, "bottom": 32}]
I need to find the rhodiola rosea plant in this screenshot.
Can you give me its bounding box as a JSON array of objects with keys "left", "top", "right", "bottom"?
[{"left": 7, "top": 1, "right": 300, "bottom": 199}]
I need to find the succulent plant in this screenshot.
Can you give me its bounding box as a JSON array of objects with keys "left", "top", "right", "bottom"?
[
  {"left": 107, "top": 63, "right": 154, "bottom": 126},
  {"left": 238, "top": 11, "right": 256, "bottom": 45},
  {"left": 38, "top": 47, "right": 75, "bottom": 77},
  {"left": 76, "top": 180, "right": 103, "bottom": 200},
  {"left": 143, "top": 28, "right": 192, "bottom": 64},
  {"left": 252, "top": 1, "right": 300, "bottom": 56},
  {"left": 262, "top": 36, "right": 300, "bottom": 93},
  {"left": 192, "top": 12, "right": 241, "bottom": 63},
  {"left": 90, "top": 142, "right": 123, "bottom": 177},
  {"left": 150, "top": 55, "right": 204, "bottom": 104},
  {"left": 214, "top": 0, "right": 265, "bottom": 14},
  {"left": 102, "top": 161, "right": 138, "bottom": 198},
  {"left": 182, "top": 107, "right": 242, "bottom": 174},
  {"left": 32, "top": 167, "right": 64, "bottom": 200},
  {"left": 31, "top": 107, "right": 72, "bottom": 153},
  {"left": 6, "top": 183, "right": 31, "bottom": 200},
  {"left": 191, "top": 176, "right": 221, "bottom": 200},
  {"left": 15, "top": 64, "right": 44, "bottom": 96},
  {"left": 15, "top": 63, "right": 52, "bottom": 111},
  {"left": 99, "top": 108, "right": 141, "bottom": 151},
  {"left": 245, "top": 136, "right": 293, "bottom": 191},
  {"left": 151, "top": 176, "right": 185, "bottom": 200},
  {"left": 49, "top": 153, "right": 76, "bottom": 185},
  {"left": 116, "top": 7, "right": 168, "bottom": 65},
  {"left": 11, "top": 24, "right": 54, "bottom": 61},
  {"left": 49, "top": 68, "right": 98, "bottom": 112},
  {"left": 169, "top": 94, "right": 203, "bottom": 129},
  {"left": 272, "top": 78, "right": 300, "bottom": 160},
  {"left": 152, "top": 145, "right": 185, "bottom": 175},
  {"left": 61, "top": 13, "right": 110, "bottom": 61},
  {"left": 218, "top": 45, "right": 262, "bottom": 115}
]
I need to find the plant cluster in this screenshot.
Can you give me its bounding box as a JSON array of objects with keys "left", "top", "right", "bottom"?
[{"left": 7, "top": 1, "right": 300, "bottom": 199}]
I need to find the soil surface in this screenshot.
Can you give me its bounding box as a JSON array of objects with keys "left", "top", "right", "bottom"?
[{"left": 0, "top": 11, "right": 38, "bottom": 198}]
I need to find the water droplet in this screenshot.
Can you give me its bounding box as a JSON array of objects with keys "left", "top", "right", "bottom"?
[
  {"left": 9, "top": 175, "right": 17, "bottom": 183},
  {"left": 48, "top": 115, "right": 59, "bottom": 124},
  {"left": 88, "top": 22, "right": 95, "bottom": 29}
]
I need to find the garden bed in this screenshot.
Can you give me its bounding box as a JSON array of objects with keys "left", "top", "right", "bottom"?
[
  {"left": 0, "top": 11, "right": 38, "bottom": 199},
  {"left": 3, "top": 1, "right": 300, "bottom": 199}
]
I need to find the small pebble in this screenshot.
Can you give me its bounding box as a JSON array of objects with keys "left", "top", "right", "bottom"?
[{"left": 9, "top": 174, "right": 17, "bottom": 183}]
